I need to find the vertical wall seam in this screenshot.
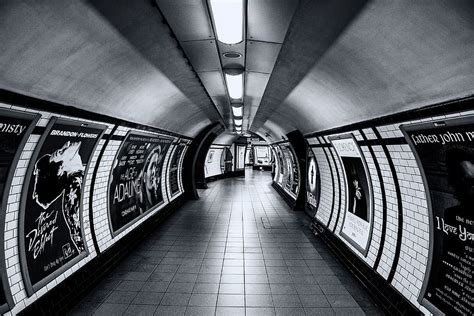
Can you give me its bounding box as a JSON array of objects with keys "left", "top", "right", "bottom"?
[
  {"left": 88, "top": 124, "right": 119, "bottom": 255},
  {"left": 359, "top": 129, "right": 387, "bottom": 270},
  {"left": 372, "top": 128, "right": 404, "bottom": 283},
  {"left": 318, "top": 137, "right": 336, "bottom": 228}
]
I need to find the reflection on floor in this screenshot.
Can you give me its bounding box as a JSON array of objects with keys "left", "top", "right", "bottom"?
[{"left": 69, "top": 168, "right": 382, "bottom": 315}]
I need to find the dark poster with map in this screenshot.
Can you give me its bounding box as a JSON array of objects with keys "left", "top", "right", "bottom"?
[
  {"left": 109, "top": 132, "right": 173, "bottom": 234},
  {"left": 20, "top": 117, "right": 105, "bottom": 295},
  {"left": 306, "top": 147, "right": 321, "bottom": 216},
  {"left": 283, "top": 145, "right": 299, "bottom": 197},
  {"left": 169, "top": 143, "right": 185, "bottom": 195},
  {"left": 0, "top": 109, "right": 38, "bottom": 310},
  {"left": 401, "top": 117, "right": 474, "bottom": 316}
]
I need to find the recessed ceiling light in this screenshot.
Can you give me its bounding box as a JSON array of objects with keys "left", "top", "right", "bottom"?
[
  {"left": 232, "top": 105, "right": 243, "bottom": 117},
  {"left": 223, "top": 52, "right": 242, "bottom": 58},
  {"left": 209, "top": 0, "right": 243, "bottom": 45},
  {"left": 225, "top": 73, "right": 243, "bottom": 99}
]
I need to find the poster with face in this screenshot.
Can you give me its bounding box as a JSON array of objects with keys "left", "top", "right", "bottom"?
[
  {"left": 401, "top": 117, "right": 474, "bottom": 316},
  {"left": 306, "top": 147, "right": 321, "bottom": 215},
  {"left": 20, "top": 117, "right": 105, "bottom": 295},
  {"left": 275, "top": 145, "right": 285, "bottom": 184},
  {"left": 237, "top": 145, "right": 245, "bottom": 169},
  {"left": 330, "top": 135, "right": 373, "bottom": 255},
  {"left": 282, "top": 145, "right": 299, "bottom": 197},
  {"left": 169, "top": 142, "right": 186, "bottom": 196},
  {"left": 0, "top": 109, "right": 39, "bottom": 310},
  {"left": 109, "top": 131, "right": 173, "bottom": 234}
]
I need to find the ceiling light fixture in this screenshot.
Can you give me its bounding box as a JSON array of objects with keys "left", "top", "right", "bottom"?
[
  {"left": 209, "top": 0, "right": 243, "bottom": 45},
  {"left": 234, "top": 119, "right": 242, "bottom": 126},
  {"left": 232, "top": 105, "right": 243, "bottom": 117},
  {"left": 225, "top": 73, "right": 243, "bottom": 99}
]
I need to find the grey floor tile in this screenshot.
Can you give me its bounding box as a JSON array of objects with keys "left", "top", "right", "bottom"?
[
  {"left": 246, "top": 283, "right": 272, "bottom": 295},
  {"left": 185, "top": 306, "right": 215, "bottom": 316},
  {"left": 154, "top": 305, "right": 186, "bottom": 316},
  {"left": 246, "top": 294, "right": 273, "bottom": 307},
  {"left": 105, "top": 291, "right": 138, "bottom": 304},
  {"left": 124, "top": 304, "right": 158, "bottom": 316},
  {"left": 167, "top": 282, "right": 195, "bottom": 293},
  {"left": 160, "top": 293, "right": 191, "bottom": 306},
  {"left": 219, "top": 283, "right": 244, "bottom": 294},
  {"left": 299, "top": 295, "right": 330, "bottom": 308},
  {"left": 93, "top": 303, "right": 129, "bottom": 315},
  {"left": 132, "top": 292, "right": 164, "bottom": 305},
  {"left": 272, "top": 295, "right": 302, "bottom": 308},
  {"left": 246, "top": 307, "right": 276, "bottom": 316},
  {"left": 274, "top": 307, "right": 305, "bottom": 316},
  {"left": 217, "top": 294, "right": 245, "bottom": 307},
  {"left": 325, "top": 295, "right": 360, "bottom": 308},
  {"left": 193, "top": 283, "right": 220, "bottom": 294},
  {"left": 305, "top": 308, "right": 335, "bottom": 316},
  {"left": 188, "top": 293, "right": 218, "bottom": 306}
]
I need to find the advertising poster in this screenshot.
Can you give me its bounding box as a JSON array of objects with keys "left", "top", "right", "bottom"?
[
  {"left": 169, "top": 143, "right": 185, "bottom": 196},
  {"left": 276, "top": 145, "right": 285, "bottom": 184},
  {"left": 221, "top": 147, "right": 233, "bottom": 173},
  {"left": 109, "top": 131, "right": 172, "bottom": 234},
  {"left": 401, "top": 117, "right": 474, "bottom": 316},
  {"left": 306, "top": 147, "right": 321, "bottom": 216},
  {"left": 0, "top": 109, "right": 39, "bottom": 309},
  {"left": 237, "top": 145, "right": 245, "bottom": 169},
  {"left": 283, "top": 145, "right": 299, "bottom": 197},
  {"left": 330, "top": 135, "right": 373, "bottom": 255},
  {"left": 254, "top": 146, "right": 270, "bottom": 165},
  {"left": 20, "top": 117, "right": 105, "bottom": 295}
]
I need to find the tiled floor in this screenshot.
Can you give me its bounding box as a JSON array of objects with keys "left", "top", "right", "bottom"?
[{"left": 69, "top": 169, "right": 383, "bottom": 315}]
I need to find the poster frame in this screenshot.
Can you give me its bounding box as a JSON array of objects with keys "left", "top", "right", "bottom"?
[
  {"left": 305, "top": 146, "right": 321, "bottom": 216},
  {"left": 398, "top": 117, "right": 471, "bottom": 315},
  {"left": 18, "top": 116, "right": 106, "bottom": 296},
  {"left": 0, "top": 108, "right": 40, "bottom": 311},
  {"left": 329, "top": 133, "right": 374, "bottom": 257},
  {"left": 107, "top": 130, "right": 173, "bottom": 238}
]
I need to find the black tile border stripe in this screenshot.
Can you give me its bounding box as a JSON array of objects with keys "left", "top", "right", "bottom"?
[
  {"left": 358, "top": 129, "right": 388, "bottom": 270},
  {"left": 372, "top": 128, "right": 404, "bottom": 284}
]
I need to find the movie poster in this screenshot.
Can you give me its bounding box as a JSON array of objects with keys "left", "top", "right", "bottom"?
[
  {"left": 109, "top": 132, "right": 173, "bottom": 234},
  {"left": 0, "top": 109, "right": 38, "bottom": 309},
  {"left": 331, "top": 135, "right": 373, "bottom": 255},
  {"left": 275, "top": 145, "right": 285, "bottom": 184},
  {"left": 401, "top": 117, "right": 474, "bottom": 316},
  {"left": 283, "top": 145, "right": 299, "bottom": 197},
  {"left": 20, "top": 117, "right": 105, "bottom": 294},
  {"left": 306, "top": 147, "right": 321, "bottom": 216},
  {"left": 169, "top": 143, "right": 185, "bottom": 196}
]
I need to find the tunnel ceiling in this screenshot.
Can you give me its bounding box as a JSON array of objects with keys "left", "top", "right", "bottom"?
[
  {"left": 0, "top": 0, "right": 224, "bottom": 137},
  {"left": 251, "top": 0, "right": 474, "bottom": 141},
  {"left": 1, "top": 1, "right": 473, "bottom": 141}
]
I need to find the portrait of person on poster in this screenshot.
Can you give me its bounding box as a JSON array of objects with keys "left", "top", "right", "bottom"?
[
  {"left": 109, "top": 132, "right": 172, "bottom": 233},
  {"left": 32, "top": 141, "right": 86, "bottom": 253},
  {"left": 20, "top": 118, "right": 105, "bottom": 294}
]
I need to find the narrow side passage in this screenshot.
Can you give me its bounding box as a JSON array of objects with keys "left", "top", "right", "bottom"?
[{"left": 69, "top": 169, "right": 382, "bottom": 316}]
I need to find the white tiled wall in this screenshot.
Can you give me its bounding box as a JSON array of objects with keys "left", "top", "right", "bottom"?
[
  {"left": 0, "top": 103, "right": 189, "bottom": 315},
  {"left": 304, "top": 109, "right": 474, "bottom": 314}
]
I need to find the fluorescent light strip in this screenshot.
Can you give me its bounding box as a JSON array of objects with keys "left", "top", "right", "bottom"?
[
  {"left": 232, "top": 106, "right": 243, "bottom": 117},
  {"left": 225, "top": 74, "right": 243, "bottom": 99},
  {"left": 209, "top": 0, "right": 243, "bottom": 45},
  {"left": 234, "top": 119, "right": 242, "bottom": 126}
]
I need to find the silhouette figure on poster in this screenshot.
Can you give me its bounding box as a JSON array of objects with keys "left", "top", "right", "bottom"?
[{"left": 32, "top": 141, "right": 85, "bottom": 253}]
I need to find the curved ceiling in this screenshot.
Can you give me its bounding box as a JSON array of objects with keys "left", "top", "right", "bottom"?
[
  {"left": 1, "top": 0, "right": 473, "bottom": 141},
  {"left": 0, "top": 0, "right": 223, "bottom": 137},
  {"left": 251, "top": 0, "right": 474, "bottom": 139}
]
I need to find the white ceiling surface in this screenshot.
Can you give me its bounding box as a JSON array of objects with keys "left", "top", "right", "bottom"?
[
  {"left": 253, "top": 0, "right": 474, "bottom": 140},
  {"left": 157, "top": 0, "right": 298, "bottom": 131},
  {"left": 0, "top": 0, "right": 222, "bottom": 137}
]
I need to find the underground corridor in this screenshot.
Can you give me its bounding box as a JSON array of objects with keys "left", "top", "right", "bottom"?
[{"left": 0, "top": 1, "right": 473, "bottom": 315}]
